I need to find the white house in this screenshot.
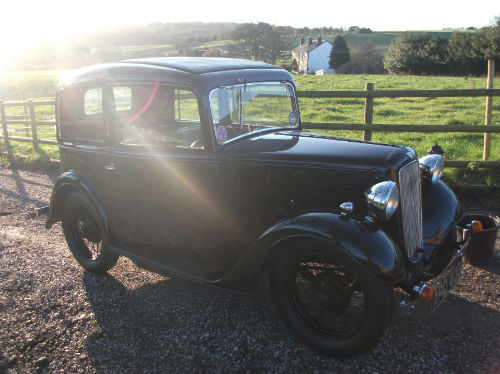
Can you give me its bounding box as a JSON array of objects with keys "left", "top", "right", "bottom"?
[{"left": 292, "top": 37, "right": 334, "bottom": 75}]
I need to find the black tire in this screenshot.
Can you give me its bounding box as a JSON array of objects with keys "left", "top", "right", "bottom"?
[
  {"left": 270, "top": 240, "right": 394, "bottom": 357},
  {"left": 62, "top": 191, "right": 118, "bottom": 273}
]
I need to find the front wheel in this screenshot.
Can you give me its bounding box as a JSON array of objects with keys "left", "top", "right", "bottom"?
[
  {"left": 270, "top": 240, "right": 394, "bottom": 357},
  {"left": 62, "top": 192, "right": 118, "bottom": 273}
]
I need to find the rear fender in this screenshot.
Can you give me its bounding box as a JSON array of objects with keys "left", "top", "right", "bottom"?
[{"left": 45, "top": 171, "right": 108, "bottom": 234}]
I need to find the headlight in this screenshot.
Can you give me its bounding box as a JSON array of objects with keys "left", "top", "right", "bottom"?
[
  {"left": 365, "top": 181, "right": 400, "bottom": 221},
  {"left": 419, "top": 154, "right": 444, "bottom": 184}
]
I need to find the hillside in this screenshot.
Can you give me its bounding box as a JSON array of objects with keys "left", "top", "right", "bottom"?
[{"left": 6, "top": 22, "right": 464, "bottom": 71}]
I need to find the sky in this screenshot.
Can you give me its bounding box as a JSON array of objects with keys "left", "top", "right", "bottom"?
[{"left": 1, "top": 0, "right": 499, "bottom": 63}]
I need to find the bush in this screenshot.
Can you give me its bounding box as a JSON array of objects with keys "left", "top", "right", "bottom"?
[
  {"left": 384, "top": 33, "right": 448, "bottom": 75},
  {"left": 385, "top": 21, "right": 500, "bottom": 76},
  {"left": 335, "top": 62, "right": 362, "bottom": 74},
  {"left": 349, "top": 41, "right": 386, "bottom": 74}
]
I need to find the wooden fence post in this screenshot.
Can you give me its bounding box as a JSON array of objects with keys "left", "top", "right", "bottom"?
[
  {"left": 28, "top": 100, "right": 39, "bottom": 152},
  {"left": 364, "top": 83, "right": 374, "bottom": 141},
  {"left": 483, "top": 59, "right": 494, "bottom": 161},
  {"left": 22, "top": 90, "right": 30, "bottom": 138},
  {"left": 1, "top": 101, "right": 14, "bottom": 163},
  {"left": 1, "top": 101, "right": 9, "bottom": 146}
]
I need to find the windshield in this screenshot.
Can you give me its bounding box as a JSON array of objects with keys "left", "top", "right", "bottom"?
[{"left": 209, "top": 82, "right": 299, "bottom": 144}]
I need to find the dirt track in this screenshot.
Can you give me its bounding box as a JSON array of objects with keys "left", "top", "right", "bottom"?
[{"left": 1, "top": 167, "right": 499, "bottom": 374}]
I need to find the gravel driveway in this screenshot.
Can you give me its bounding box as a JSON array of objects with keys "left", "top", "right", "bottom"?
[{"left": 1, "top": 167, "right": 499, "bottom": 374}]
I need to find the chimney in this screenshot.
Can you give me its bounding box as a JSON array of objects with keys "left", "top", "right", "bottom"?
[
  {"left": 308, "top": 37, "right": 313, "bottom": 45},
  {"left": 300, "top": 37, "right": 304, "bottom": 46},
  {"left": 318, "top": 36, "right": 322, "bottom": 43}
]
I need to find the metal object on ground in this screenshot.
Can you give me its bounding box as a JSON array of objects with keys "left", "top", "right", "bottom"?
[
  {"left": 457, "top": 214, "right": 499, "bottom": 265},
  {"left": 35, "top": 206, "right": 49, "bottom": 217}
]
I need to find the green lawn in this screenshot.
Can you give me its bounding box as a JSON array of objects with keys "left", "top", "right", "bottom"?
[{"left": 295, "top": 74, "right": 500, "bottom": 161}]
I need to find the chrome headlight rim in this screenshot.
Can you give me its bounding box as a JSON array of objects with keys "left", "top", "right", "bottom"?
[
  {"left": 419, "top": 154, "right": 444, "bottom": 184},
  {"left": 365, "top": 181, "right": 400, "bottom": 221}
]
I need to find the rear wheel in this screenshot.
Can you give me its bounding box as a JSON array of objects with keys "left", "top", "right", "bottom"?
[
  {"left": 270, "top": 240, "right": 394, "bottom": 357},
  {"left": 62, "top": 192, "right": 118, "bottom": 273}
]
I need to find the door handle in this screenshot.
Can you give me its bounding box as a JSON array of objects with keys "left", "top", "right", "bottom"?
[
  {"left": 208, "top": 164, "right": 229, "bottom": 177},
  {"left": 104, "top": 162, "right": 116, "bottom": 171}
]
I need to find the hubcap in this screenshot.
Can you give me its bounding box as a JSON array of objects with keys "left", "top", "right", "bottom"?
[
  {"left": 292, "top": 254, "right": 366, "bottom": 338},
  {"left": 313, "top": 271, "right": 351, "bottom": 312},
  {"left": 73, "top": 210, "right": 102, "bottom": 260}
]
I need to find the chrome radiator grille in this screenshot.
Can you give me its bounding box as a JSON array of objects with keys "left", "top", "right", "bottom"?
[{"left": 398, "top": 160, "right": 423, "bottom": 260}]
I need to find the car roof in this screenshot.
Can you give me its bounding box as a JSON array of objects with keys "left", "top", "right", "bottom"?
[
  {"left": 122, "top": 57, "right": 281, "bottom": 74},
  {"left": 57, "top": 58, "right": 293, "bottom": 92}
]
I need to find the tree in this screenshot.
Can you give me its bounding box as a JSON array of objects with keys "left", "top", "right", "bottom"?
[
  {"left": 384, "top": 33, "right": 448, "bottom": 75},
  {"left": 263, "top": 26, "right": 292, "bottom": 64},
  {"left": 350, "top": 41, "right": 385, "bottom": 74},
  {"left": 232, "top": 22, "right": 291, "bottom": 64},
  {"left": 232, "top": 22, "right": 271, "bottom": 61},
  {"left": 329, "top": 35, "right": 351, "bottom": 69},
  {"left": 358, "top": 28, "right": 372, "bottom": 34},
  {"left": 348, "top": 26, "right": 360, "bottom": 34},
  {"left": 481, "top": 24, "right": 500, "bottom": 61},
  {"left": 448, "top": 32, "right": 485, "bottom": 75}
]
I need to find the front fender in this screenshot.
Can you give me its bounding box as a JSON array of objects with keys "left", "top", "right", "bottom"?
[
  {"left": 218, "top": 211, "right": 406, "bottom": 289},
  {"left": 45, "top": 171, "right": 108, "bottom": 233},
  {"left": 422, "top": 180, "right": 461, "bottom": 261}
]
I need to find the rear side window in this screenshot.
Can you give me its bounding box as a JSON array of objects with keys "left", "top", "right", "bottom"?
[
  {"left": 113, "top": 87, "right": 132, "bottom": 112},
  {"left": 111, "top": 84, "right": 204, "bottom": 150},
  {"left": 84, "top": 88, "right": 102, "bottom": 115},
  {"left": 58, "top": 86, "right": 106, "bottom": 143},
  {"left": 175, "top": 89, "right": 200, "bottom": 121}
]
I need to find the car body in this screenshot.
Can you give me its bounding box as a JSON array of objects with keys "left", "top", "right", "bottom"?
[{"left": 46, "top": 57, "right": 470, "bottom": 357}]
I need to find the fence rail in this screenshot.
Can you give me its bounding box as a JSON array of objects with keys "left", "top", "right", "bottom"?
[
  {"left": 298, "top": 88, "right": 500, "bottom": 98},
  {"left": 298, "top": 81, "right": 499, "bottom": 167},
  {"left": 0, "top": 100, "right": 57, "bottom": 155},
  {"left": 1, "top": 83, "right": 499, "bottom": 168}
]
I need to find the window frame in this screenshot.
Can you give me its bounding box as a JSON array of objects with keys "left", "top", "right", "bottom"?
[
  {"left": 209, "top": 81, "right": 300, "bottom": 147},
  {"left": 56, "top": 84, "right": 111, "bottom": 146},
  {"left": 107, "top": 82, "right": 206, "bottom": 152},
  {"left": 112, "top": 86, "right": 133, "bottom": 112},
  {"left": 84, "top": 87, "right": 103, "bottom": 116}
]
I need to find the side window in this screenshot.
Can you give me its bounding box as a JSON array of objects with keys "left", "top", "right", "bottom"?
[
  {"left": 111, "top": 84, "right": 204, "bottom": 150},
  {"left": 113, "top": 87, "right": 132, "bottom": 112},
  {"left": 58, "top": 86, "right": 106, "bottom": 143},
  {"left": 84, "top": 88, "right": 102, "bottom": 115},
  {"left": 174, "top": 89, "right": 200, "bottom": 122}
]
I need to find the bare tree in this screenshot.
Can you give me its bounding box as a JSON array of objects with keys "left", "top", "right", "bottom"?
[
  {"left": 264, "top": 25, "right": 292, "bottom": 64},
  {"left": 232, "top": 22, "right": 291, "bottom": 64},
  {"left": 232, "top": 22, "right": 270, "bottom": 61}
]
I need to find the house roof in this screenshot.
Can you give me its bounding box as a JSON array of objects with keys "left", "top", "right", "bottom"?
[{"left": 292, "top": 40, "right": 332, "bottom": 54}]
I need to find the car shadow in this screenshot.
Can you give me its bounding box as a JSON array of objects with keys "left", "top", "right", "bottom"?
[
  {"left": 82, "top": 267, "right": 500, "bottom": 373},
  {"left": 471, "top": 253, "right": 500, "bottom": 275},
  {"left": 81, "top": 270, "right": 298, "bottom": 373},
  {"left": 0, "top": 168, "right": 56, "bottom": 209}
]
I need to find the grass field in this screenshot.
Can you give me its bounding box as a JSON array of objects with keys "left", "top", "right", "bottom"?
[
  {"left": 295, "top": 74, "right": 500, "bottom": 161},
  {"left": 1, "top": 70, "right": 499, "bottom": 169}
]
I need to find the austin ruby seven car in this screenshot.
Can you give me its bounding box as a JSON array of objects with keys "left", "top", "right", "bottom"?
[{"left": 46, "top": 57, "right": 472, "bottom": 356}]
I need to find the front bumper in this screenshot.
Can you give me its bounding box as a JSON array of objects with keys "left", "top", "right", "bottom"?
[{"left": 399, "top": 234, "right": 470, "bottom": 316}]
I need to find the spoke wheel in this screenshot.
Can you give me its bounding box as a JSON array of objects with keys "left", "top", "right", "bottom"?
[
  {"left": 72, "top": 209, "right": 103, "bottom": 261},
  {"left": 62, "top": 192, "right": 118, "bottom": 273},
  {"left": 293, "top": 254, "right": 366, "bottom": 339},
  {"left": 270, "top": 240, "right": 394, "bottom": 357}
]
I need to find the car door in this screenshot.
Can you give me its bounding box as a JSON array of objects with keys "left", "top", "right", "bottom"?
[
  {"left": 101, "top": 83, "right": 242, "bottom": 278},
  {"left": 57, "top": 83, "right": 113, "bottom": 200}
]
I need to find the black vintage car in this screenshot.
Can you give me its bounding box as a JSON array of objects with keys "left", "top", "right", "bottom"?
[{"left": 46, "top": 57, "right": 471, "bottom": 357}]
